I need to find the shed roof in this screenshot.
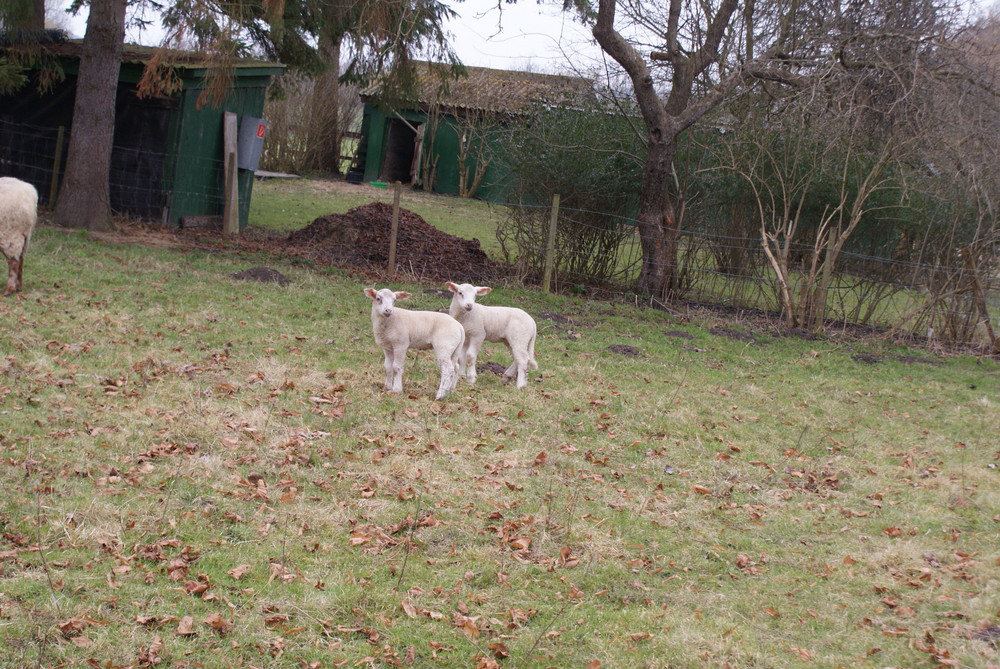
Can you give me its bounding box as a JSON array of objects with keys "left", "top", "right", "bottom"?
[
  {"left": 363, "top": 61, "right": 593, "bottom": 115},
  {"left": 2, "top": 37, "right": 284, "bottom": 77}
]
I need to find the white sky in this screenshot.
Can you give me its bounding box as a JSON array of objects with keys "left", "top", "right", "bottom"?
[
  {"left": 52, "top": 0, "right": 602, "bottom": 74},
  {"left": 441, "top": 0, "right": 601, "bottom": 72}
]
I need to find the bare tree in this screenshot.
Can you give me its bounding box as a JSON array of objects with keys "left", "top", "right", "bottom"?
[
  {"left": 456, "top": 108, "right": 492, "bottom": 198},
  {"left": 260, "top": 72, "right": 361, "bottom": 175},
  {"left": 579, "top": 0, "right": 976, "bottom": 304},
  {"left": 590, "top": 0, "right": 747, "bottom": 300},
  {"left": 889, "top": 10, "right": 1000, "bottom": 349},
  {"left": 716, "top": 90, "right": 907, "bottom": 330}
]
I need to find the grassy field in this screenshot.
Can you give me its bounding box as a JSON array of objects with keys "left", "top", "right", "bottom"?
[{"left": 1, "top": 179, "right": 999, "bottom": 668}]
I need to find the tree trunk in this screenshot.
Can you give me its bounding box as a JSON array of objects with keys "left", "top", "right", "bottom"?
[
  {"left": 30, "top": 0, "right": 45, "bottom": 30},
  {"left": 53, "top": 0, "right": 126, "bottom": 231},
  {"left": 634, "top": 137, "right": 681, "bottom": 299},
  {"left": 308, "top": 30, "right": 343, "bottom": 175},
  {"left": 4, "top": 0, "right": 45, "bottom": 32}
]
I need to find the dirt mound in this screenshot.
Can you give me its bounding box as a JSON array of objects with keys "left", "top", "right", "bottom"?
[{"left": 287, "top": 202, "right": 506, "bottom": 283}]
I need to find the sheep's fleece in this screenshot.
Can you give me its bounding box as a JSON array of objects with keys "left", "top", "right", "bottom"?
[{"left": 0, "top": 177, "right": 38, "bottom": 296}]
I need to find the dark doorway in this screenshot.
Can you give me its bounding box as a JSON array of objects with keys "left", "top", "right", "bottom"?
[{"left": 380, "top": 118, "right": 416, "bottom": 183}]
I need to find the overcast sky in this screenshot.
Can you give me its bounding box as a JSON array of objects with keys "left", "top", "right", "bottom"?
[
  {"left": 52, "top": 0, "right": 998, "bottom": 75},
  {"left": 52, "top": 0, "right": 601, "bottom": 74},
  {"left": 442, "top": 0, "right": 600, "bottom": 72}
]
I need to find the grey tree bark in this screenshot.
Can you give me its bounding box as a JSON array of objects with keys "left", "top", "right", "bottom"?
[{"left": 53, "top": 0, "right": 126, "bottom": 231}]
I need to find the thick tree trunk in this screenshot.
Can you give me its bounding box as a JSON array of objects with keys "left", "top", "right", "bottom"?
[
  {"left": 4, "top": 0, "right": 45, "bottom": 31},
  {"left": 53, "top": 0, "right": 126, "bottom": 231},
  {"left": 30, "top": 0, "right": 45, "bottom": 30},
  {"left": 308, "top": 30, "right": 344, "bottom": 174},
  {"left": 634, "top": 137, "right": 681, "bottom": 299}
]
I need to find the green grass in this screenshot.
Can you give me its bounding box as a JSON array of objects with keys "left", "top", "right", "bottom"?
[{"left": 1, "top": 183, "right": 998, "bottom": 668}]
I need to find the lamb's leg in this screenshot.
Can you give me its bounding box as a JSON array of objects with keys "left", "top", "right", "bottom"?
[
  {"left": 513, "top": 353, "right": 528, "bottom": 389},
  {"left": 16, "top": 243, "right": 26, "bottom": 292},
  {"left": 389, "top": 346, "right": 407, "bottom": 393},
  {"left": 4, "top": 255, "right": 18, "bottom": 296},
  {"left": 502, "top": 343, "right": 518, "bottom": 382},
  {"left": 382, "top": 350, "right": 394, "bottom": 391},
  {"left": 464, "top": 337, "right": 483, "bottom": 384},
  {"left": 449, "top": 346, "right": 462, "bottom": 394},
  {"left": 434, "top": 355, "right": 453, "bottom": 400}
]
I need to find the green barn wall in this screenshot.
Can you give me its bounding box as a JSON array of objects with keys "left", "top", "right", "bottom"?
[
  {"left": 0, "top": 43, "right": 281, "bottom": 228},
  {"left": 164, "top": 72, "right": 279, "bottom": 227},
  {"left": 360, "top": 103, "right": 510, "bottom": 204}
]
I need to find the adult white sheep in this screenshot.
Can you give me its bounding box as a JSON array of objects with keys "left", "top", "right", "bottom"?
[
  {"left": 0, "top": 177, "right": 39, "bottom": 296},
  {"left": 365, "top": 287, "right": 465, "bottom": 400},
  {"left": 446, "top": 282, "right": 537, "bottom": 389}
]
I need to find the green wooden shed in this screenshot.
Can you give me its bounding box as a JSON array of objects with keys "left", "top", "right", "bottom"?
[
  {"left": 356, "top": 62, "right": 591, "bottom": 203},
  {"left": 0, "top": 38, "right": 284, "bottom": 227}
]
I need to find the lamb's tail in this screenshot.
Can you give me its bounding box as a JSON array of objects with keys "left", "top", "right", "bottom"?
[{"left": 528, "top": 332, "right": 538, "bottom": 369}]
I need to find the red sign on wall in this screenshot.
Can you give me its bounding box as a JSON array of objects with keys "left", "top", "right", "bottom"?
[{"left": 256, "top": 124, "right": 266, "bottom": 139}]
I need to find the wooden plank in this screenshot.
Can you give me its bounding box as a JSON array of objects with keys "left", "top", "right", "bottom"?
[
  {"left": 542, "top": 193, "right": 560, "bottom": 293},
  {"left": 222, "top": 112, "right": 239, "bottom": 235},
  {"left": 387, "top": 181, "right": 402, "bottom": 274},
  {"left": 49, "top": 125, "right": 65, "bottom": 207}
]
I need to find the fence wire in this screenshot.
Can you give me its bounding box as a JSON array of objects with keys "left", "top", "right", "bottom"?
[
  {"left": 0, "top": 119, "right": 228, "bottom": 222},
  {"left": 494, "top": 199, "right": 999, "bottom": 352},
  {"left": 3, "top": 118, "right": 996, "bottom": 351}
]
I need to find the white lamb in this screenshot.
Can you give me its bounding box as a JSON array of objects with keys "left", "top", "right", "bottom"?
[
  {"left": 0, "top": 177, "right": 39, "bottom": 296},
  {"left": 446, "top": 282, "right": 538, "bottom": 389},
  {"left": 365, "top": 287, "right": 465, "bottom": 400}
]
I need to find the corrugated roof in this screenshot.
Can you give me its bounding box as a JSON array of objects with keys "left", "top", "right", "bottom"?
[{"left": 364, "top": 60, "right": 593, "bottom": 115}]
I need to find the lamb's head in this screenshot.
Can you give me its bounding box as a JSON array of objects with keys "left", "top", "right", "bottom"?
[
  {"left": 365, "top": 287, "right": 411, "bottom": 318},
  {"left": 446, "top": 282, "right": 491, "bottom": 312}
]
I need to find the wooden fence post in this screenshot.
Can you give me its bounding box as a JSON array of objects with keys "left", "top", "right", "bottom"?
[
  {"left": 388, "top": 181, "right": 402, "bottom": 274},
  {"left": 542, "top": 193, "right": 560, "bottom": 293},
  {"left": 222, "top": 112, "right": 239, "bottom": 235},
  {"left": 49, "top": 125, "right": 65, "bottom": 207}
]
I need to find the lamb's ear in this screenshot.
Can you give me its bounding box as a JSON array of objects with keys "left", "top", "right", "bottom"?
[
  {"left": 446, "top": 282, "right": 459, "bottom": 293},
  {"left": 395, "top": 291, "right": 412, "bottom": 301},
  {"left": 364, "top": 287, "right": 377, "bottom": 299},
  {"left": 475, "top": 286, "right": 492, "bottom": 296}
]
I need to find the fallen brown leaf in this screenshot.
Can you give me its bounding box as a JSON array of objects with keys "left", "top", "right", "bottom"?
[
  {"left": 204, "top": 613, "right": 233, "bottom": 636},
  {"left": 176, "top": 616, "right": 196, "bottom": 636},
  {"left": 227, "top": 564, "right": 251, "bottom": 580}
]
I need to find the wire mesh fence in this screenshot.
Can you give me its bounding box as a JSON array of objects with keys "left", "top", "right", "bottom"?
[
  {"left": 3, "top": 117, "right": 996, "bottom": 351},
  {"left": 494, "top": 198, "right": 999, "bottom": 352},
  {"left": 0, "top": 118, "right": 228, "bottom": 223}
]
